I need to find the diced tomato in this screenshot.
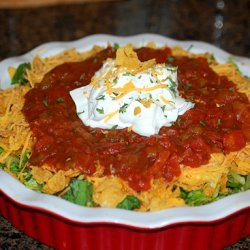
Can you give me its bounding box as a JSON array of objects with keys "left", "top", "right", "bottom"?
[
  {"left": 148, "top": 150, "right": 170, "bottom": 176},
  {"left": 180, "top": 109, "right": 205, "bottom": 127},
  {"left": 35, "top": 135, "right": 55, "bottom": 153},
  {"left": 125, "top": 172, "right": 152, "bottom": 192},
  {"left": 182, "top": 148, "right": 210, "bottom": 167},
  {"left": 223, "top": 130, "right": 246, "bottom": 152},
  {"left": 242, "top": 125, "right": 250, "bottom": 141},
  {"left": 183, "top": 136, "right": 210, "bottom": 153},
  {"left": 163, "top": 153, "right": 181, "bottom": 182},
  {"left": 205, "top": 131, "right": 223, "bottom": 151}
]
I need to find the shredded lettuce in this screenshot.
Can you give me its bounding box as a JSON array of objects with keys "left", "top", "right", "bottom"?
[
  {"left": 244, "top": 175, "right": 250, "bottom": 190},
  {"left": 179, "top": 188, "right": 211, "bottom": 206},
  {"left": 116, "top": 195, "right": 141, "bottom": 210},
  {"left": 0, "top": 163, "right": 4, "bottom": 170},
  {"left": 11, "top": 62, "right": 31, "bottom": 85},
  {"left": 21, "top": 169, "right": 42, "bottom": 192},
  {"left": 8, "top": 150, "right": 30, "bottom": 175},
  {"left": 0, "top": 149, "right": 42, "bottom": 191},
  {"left": 180, "top": 172, "right": 250, "bottom": 206},
  {"left": 62, "top": 179, "right": 94, "bottom": 207},
  {"left": 23, "top": 177, "right": 43, "bottom": 191},
  {"left": 227, "top": 56, "right": 244, "bottom": 76},
  {"left": 226, "top": 171, "right": 249, "bottom": 193}
]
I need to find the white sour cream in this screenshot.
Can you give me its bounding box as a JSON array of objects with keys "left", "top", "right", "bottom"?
[{"left": 70, "top": 59, "right": 194, "bottom": 136}]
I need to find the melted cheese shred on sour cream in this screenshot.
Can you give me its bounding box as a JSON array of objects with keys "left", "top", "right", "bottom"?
[{"left": 70, "top": 45, "right": 194, "bottom": 136}]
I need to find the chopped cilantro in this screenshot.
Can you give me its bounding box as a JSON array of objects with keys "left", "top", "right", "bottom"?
[
  {"left": 199, "top": 120, "right": 206, "bottom": 126},
  {"left": 184, "top": 83, "right": 191, "bottom": 92},
  {"left": 119, "top": 103, "right": 129, "bottom": 113},
  {"left": 136, "top": 97, "right": 142, "bottom": 103},
  {"left": 177, "top": 117, "right": 181, "bottom": 127},
  {"left": 161, "top": 105, "right": 166, "bottom": 112},
  {"left": 56, "top": 97, "right": 64, "bottom": 103},
  {"left": 217, "top": 118, "right": 221, "bottom": 125},
  {"left": 187, "top": 44, "right": 194, "bottom": 52},
  {"left": 111, "top": 124, "right": 118, "bottom": 130},
  {"left": 229, "top": 87, "right": 235, "bottom": 92},
  {"left": 96, "top": 107, "right": 104, "bottom": 114},
  {"left": 77, "top": 110, "right": 85, "bottom": 115},
  {"left": 74, "top": 81, "right": 82, "bottom": 86},
  {"left": 169, "top": 77, "right": 176, "bottom": 85},
  {"left": 166, "top": 56, "right": 174, "bottom": 63},
  {"left": 165, "top": 65, "right": 178, "bottom": 74},
  {"left": 80, "top": 73, "right": 85, "bottom": 80},
  {"left": 185, "top": 97, "right": 194, "bottom": 102},
  {"left": 93, "top": 58, "right": 98, "bottom": 63},
  {"left": 168, "top": 78, "right": 177, "bottom": 97},
  {"left": 122, "top": 72, "right": 134, "bottom": 76},
  {"left": 96, "top": 95, "right": 105, "bottom": 101},
  {"left": 43, "top": 100, "right": 48, "bottom": 107}
]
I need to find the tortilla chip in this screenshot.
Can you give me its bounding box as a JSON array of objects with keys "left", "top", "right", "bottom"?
[{"left": 43, "top": 170, "right": 68, "bottom": 194}]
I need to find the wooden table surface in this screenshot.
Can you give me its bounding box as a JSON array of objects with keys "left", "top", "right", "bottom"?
[{"left": 0, "top": 0, "right": 249, "bottom": 249}]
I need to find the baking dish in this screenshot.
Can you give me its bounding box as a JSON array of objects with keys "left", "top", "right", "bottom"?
[{"left": 0, "top": 34, "right": 249, "bottom": 249}]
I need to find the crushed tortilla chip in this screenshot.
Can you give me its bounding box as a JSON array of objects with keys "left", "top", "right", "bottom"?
[
  {"left": 90, "top": 176, "right": 133, "bottom": 208},
  {"left": 43, "top": 170, "right": 68, "bottom": 194},
  {"left": 115, "top": 44, "right": 155, "bottom": 73},
  {"left": 31, "top": 166, "right": 53, "bottom": 184}
]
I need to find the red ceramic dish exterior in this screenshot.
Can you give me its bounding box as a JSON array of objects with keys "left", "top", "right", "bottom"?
[{"left": 1, "top": 191, "right": 249, "bottom": 250}]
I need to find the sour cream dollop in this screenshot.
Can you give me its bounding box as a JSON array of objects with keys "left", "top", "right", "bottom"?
[{"left": 70, "top": 58, "right": 194, "bottom": 137}]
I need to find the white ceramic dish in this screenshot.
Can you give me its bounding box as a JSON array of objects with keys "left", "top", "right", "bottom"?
[{"left": 0, "top": 34, "right": 249, "bottom": 229}]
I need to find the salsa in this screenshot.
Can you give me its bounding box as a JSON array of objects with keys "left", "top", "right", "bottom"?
[{"left": 22, "top": 47, "right": 250, "bottom": 191}]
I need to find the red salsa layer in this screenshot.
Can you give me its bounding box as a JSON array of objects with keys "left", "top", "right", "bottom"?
[{"left": 22, "top": 47, "right": 250, "bottom": 191}]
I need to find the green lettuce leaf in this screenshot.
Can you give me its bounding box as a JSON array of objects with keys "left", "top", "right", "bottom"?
[
  {"left": 11, "top": 62, "right": 31, "bottom": 85},
  {"left": 62, "top": 179, "right": 94, "bottom": 207},
  {"left": 23, "top": 177, "right": 43, "bottom": 192},
  {"left": 244, "top": 175, "right": 250, "bottom": 190},
  {"left": 179, "top": 187, "right": 211, "bottom": 206},
  {"left": 227, "top": 56, "right": 241, "bottom": 74},
  {"left": 226, "top": 171, "right": 246, "bottom": 193},
  {"left": 116, "top": 195, "right": 141, "bottom": 210},
  {"left": 226, "top": 172, "right": 250, "bottom": 193},
  {"left": 9, "top": 150, "right": 30, "bottom": 175}
]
